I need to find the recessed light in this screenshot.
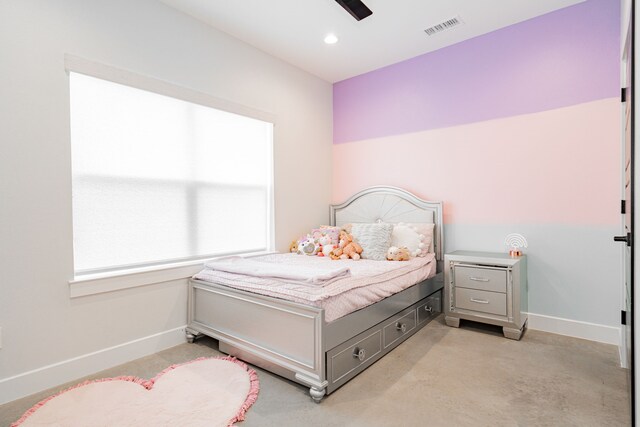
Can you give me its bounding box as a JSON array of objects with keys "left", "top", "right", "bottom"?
[{"left": 324, "top": 33, "right": 339, "bottom": 44}]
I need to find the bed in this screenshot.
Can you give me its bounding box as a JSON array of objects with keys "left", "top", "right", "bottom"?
[{"left": 185, "top": 186, "right": 444, "bottom": 402}]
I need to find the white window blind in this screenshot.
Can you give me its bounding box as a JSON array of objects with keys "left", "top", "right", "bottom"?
[{"left": 70, "top": 72, "right": 274, "bottom": 275}]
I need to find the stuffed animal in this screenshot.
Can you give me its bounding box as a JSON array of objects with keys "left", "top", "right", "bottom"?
[
  {"left": 289, "top": 240, "right": 299, "bottom": 253},
  {"left": 330, "top": 230, "right": 363, "bottom": 260},
  {"left": 298, "top": 235, "right": 319, "bottom": 256},
  {"left": 317, "top": 234, "right": 336, "bottom": 257},
  {"left": 386, "top": 246, "right": 411, "bottom": 261}
]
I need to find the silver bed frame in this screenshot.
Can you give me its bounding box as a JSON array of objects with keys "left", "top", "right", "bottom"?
[{"left": 186, "top": 186, "right": 444, "bottom": 402}]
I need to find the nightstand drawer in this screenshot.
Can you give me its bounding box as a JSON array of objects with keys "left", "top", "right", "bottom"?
[
  {"left": 454, "top": 265, "right": 507, "bottom": 293},
  {"left": 455, "top": 288, "right": 506, "bottom": 316}
]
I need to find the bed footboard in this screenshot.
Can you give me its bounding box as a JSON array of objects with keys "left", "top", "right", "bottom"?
[
  {"left": 188, "top": 274, "right": 443, "bottom": 402},
  {"left": 187, "top": 279, "right": 327, "bottom": 395}
]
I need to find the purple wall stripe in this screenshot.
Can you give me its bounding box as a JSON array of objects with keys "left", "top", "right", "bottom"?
[{"left": 333, "top": 0, "right": 620, "bottom": 144}]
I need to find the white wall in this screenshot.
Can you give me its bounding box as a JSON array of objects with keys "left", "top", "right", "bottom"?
[{"left": 0, "top": 0, "right": 332, "bottom": 403}]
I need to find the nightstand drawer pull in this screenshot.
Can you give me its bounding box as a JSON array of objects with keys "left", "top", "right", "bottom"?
[
  {"left": 469, "top": 277, "right": 490, "bottom": 282},
  {"left": 353, "top": 347, "right": 366, "bottom": 361},
  {"left": 395, "top": 322, "right": 407, "bottom": 333},
  {"left": 424, "top": 306, "right": 433, "bottom": 313},
  {"left": 470, "top": 298, "right": 490, "bottom": 304}
]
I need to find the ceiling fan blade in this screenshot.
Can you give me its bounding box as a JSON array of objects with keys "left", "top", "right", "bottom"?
[{"left": 334, "top": 0, "right": 373, "bottom": 21}]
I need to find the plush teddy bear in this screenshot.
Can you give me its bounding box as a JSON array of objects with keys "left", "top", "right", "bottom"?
[
  {"left": 289, "top": 240, "right": 299, "bottom": 253},
  {"left": 330, "top": 230, "right": 363, "bottom": 260},
  {"left": 386, "top": 246, "right": 411, "bottom": 261}
]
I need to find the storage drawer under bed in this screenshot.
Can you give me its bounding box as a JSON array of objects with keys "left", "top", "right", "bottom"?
[
  {"left": 328, "top": 329, "right": 382, "bottom": 383},
  {"left": 325, "top": 290, "right": 441, "bottom": 394},
  {"left": 383, "top": 310, "right": 417, "bottom": 348},
  {"left": 417, "top": 292, "right": 441, "bottom": 325}
]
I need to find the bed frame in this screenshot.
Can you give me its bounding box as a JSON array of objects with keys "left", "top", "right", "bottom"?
[{"left": 186, "top": 186, "right": 444, "bottom": 402}]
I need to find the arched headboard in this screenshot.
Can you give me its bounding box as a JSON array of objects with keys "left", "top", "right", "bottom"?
[{"left": 330, "top": 186, "right": 444, "bottom": 268}]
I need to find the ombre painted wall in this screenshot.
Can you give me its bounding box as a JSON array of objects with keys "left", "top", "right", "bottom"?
[{"left": 333, "top": 0, "right": 622, "bottom": 333}]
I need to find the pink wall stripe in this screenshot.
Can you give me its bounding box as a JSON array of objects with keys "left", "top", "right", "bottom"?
[{"left": 332, "top": 98, "right": 620, "bottom": 225}]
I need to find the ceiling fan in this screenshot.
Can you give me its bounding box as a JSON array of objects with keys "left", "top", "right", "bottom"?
[{"left": 334, "top": 0, "right": 373, "bottom": 21}]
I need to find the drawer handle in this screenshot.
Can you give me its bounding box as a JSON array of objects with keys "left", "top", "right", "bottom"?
[
  {"left": 395, "top": 322, "right": 407, "bottom": 333},
  {"left": 424, "top": 306, "right": 433, "bottom": 313},
  {"left": 469, "top": 277, "right": 490, "bottom": 282},
  {"left": 353, "top": 347, "right": 366, "bottom": 361},
  {"left": 470, "top": 298, "right": 490, "bottom": 304}
]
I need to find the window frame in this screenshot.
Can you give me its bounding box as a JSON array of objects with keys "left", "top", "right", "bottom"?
[{"left": 65, "top": 55, "right": 276, "bottom": 296}]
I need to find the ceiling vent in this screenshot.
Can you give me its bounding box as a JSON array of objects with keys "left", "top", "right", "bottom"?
[{"left": 424, "top": 16, "right": 463, "bottom": 36}]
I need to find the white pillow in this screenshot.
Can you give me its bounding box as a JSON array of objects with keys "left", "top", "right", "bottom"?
[
  {"left": 350, "top": 223, "right": 393, "bottom": 261},
  {"left": 413, "top": 223, "right": 435, "bottom": 253},
  {"left": 392, "top": 223, "right": 435, "bottom": 256}
]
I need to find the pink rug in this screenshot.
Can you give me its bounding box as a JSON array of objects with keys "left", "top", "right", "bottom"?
[{"left": 12, "top": 356, "right": 259, "bottom": 427}]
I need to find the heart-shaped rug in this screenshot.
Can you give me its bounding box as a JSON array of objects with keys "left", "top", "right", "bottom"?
[{"left": 12, "top": 356, "right": 259, "bottom": 427}]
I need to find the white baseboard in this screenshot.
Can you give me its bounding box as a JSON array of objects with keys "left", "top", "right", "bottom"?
[
  {"left": 527, "top": 313, "right": 620, "bottom": 345},
  {"left": 0, "top": 326, "right": 187, "bottom": 405}
]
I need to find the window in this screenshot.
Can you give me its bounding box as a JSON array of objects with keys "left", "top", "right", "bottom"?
[{"left": 70, "top": 72, "right": 274, "bottom": 275}]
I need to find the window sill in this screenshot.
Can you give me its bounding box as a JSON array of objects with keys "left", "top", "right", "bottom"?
[{"left": 68, "top": 251, "right": 277, "bottom": 298}]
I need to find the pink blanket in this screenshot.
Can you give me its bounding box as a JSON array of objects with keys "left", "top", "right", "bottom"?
[{"left": 194, "top": 253, "right": 436, "bottom": 321}]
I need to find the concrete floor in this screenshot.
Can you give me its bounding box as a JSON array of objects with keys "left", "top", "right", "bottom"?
[{"left": 0, "top": 316, "right": 630, "bottom": 426}]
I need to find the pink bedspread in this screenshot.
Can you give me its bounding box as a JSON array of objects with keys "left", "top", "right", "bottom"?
[{"left": 193, "top": 253, "right": 436, "bottom": 322}]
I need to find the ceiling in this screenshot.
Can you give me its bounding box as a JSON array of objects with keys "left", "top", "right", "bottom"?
[{"left": 160, "top": 0, "right": 585, "bottom": 83}]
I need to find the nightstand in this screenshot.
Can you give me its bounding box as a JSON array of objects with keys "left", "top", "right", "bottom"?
[{"left": 444, "top": 251, "right": 528, "bottom": 340}]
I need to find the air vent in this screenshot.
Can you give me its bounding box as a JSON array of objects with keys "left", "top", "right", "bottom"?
[{"left": 424, "top": 16, "right": 462, "bottom": 36}]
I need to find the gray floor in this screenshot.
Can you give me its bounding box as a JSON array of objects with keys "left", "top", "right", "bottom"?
[{"left": 0, "top": 316, "right": 630, "bottom": 426}]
